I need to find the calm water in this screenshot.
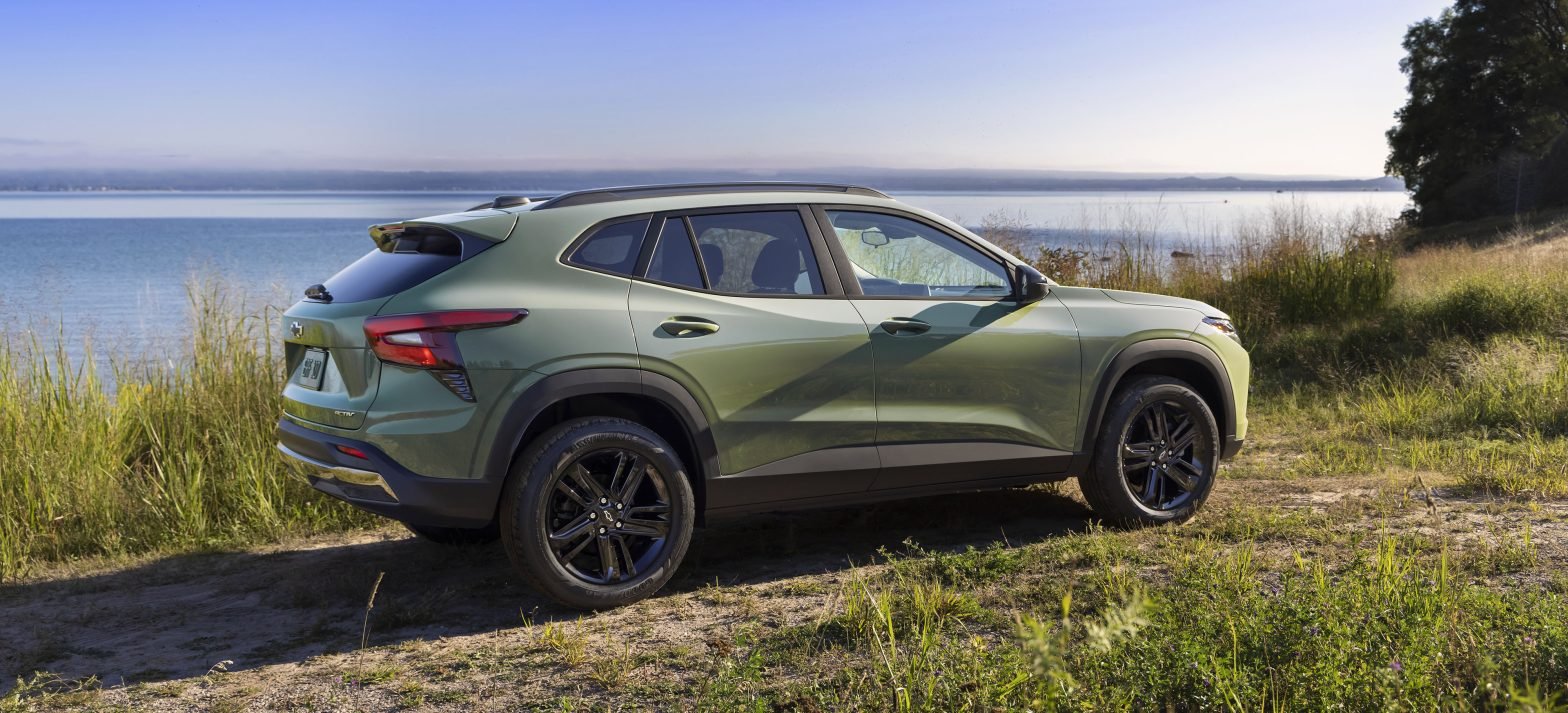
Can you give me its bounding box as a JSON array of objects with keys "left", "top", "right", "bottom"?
[{"left": 0, "top": 190, "right": 1409, "bottom": 364}]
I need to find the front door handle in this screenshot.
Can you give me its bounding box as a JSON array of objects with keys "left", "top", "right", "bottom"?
[
  {"left": 661, "top": 317, "right": 720, "bottom": 337},
  {"left": 879, "top": 318, "right": 931, "bottom": 335}
]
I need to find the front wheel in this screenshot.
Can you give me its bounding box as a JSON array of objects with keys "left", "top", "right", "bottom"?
[
  {"left": 1079, "top": 376, "right": 1220, "bottom": 526},
  {"left": 500, "top": 417, "right": 695, "bottom": 609}
]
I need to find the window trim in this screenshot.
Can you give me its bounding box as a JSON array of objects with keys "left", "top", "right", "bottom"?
[
  {"left": 559, "top": 214, "right": 657, "bottom": 280},
  {"left": 809, "top": 204, "right": 1018, "bottom": 302},
  {"left": 642, "top": 204, "right": 846, "bottom": 299},
  {"left": 639, "top": 216, "right": 709, "bottom": 291}
]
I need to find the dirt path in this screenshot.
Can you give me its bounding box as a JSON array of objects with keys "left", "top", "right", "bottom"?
[{"left": 2, "top": 475, "right": 1560, "bottom": 710}]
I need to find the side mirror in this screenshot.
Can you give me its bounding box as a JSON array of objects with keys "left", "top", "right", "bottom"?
[{"left": 1015, "top": 264, "right": 1051, "bottom": 305}]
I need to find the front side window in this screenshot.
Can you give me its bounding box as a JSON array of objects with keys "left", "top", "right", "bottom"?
[
  {"left": 825, "top": 211, "right": 1010, "bottom": 299},
  {"left": 566, "top": 218, "right": 650, "bottom": 276},
  {"left": 689, "top": 211, "right": 825, "bottom": 295}
]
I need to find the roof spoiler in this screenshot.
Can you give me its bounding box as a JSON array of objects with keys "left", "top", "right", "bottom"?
[{"left": 368, "top": 222, "right": 406, "bottom": 252}]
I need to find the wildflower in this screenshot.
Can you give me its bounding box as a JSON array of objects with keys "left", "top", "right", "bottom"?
[{"left": 1390, "top": 659, "right": 1403, "bottom": 673}]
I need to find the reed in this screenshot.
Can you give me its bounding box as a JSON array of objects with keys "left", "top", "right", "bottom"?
[{"left": 0, "top": 285, "right": 372, "bottom": 581}]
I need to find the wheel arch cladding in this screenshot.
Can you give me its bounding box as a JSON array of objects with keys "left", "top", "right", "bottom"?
[
  {"left": 1083, "top": 339, "right": 1234, "bottom": 452},
  {"left": 482, "top": 369, "right": 718, "bottom": 521}
]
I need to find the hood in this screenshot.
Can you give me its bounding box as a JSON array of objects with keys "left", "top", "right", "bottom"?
[{"left": 1100, "top": 289, "right": 1228, "bottom": 319}]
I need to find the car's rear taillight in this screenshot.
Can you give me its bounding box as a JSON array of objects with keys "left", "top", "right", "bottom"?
[{"left": 364, "top": 310, "right": 527, "bottom": 401}]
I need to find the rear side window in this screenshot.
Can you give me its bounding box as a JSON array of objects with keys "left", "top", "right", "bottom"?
[
  {"left": 319, "top": 226, "right": 493, "bottom": 304},
  {"left": 646, "top": 218, "right": 705, "bottom": 289},
  {"left": 567, "top": 218, "right": 650, "bottom": 276},
  {"left": 689, "top": 211, "right": 824, "bottom": 295}
]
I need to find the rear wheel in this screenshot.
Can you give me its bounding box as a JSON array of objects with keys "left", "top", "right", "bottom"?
[
  {"left": 404, "top": 522, "right": 499, "bottom": 546},
  {"left": 500, "top": 417, "right": 695, "bottom": 609},
  {"left": 1079, "top": 376, "right": 1219, "bottom": 526}
]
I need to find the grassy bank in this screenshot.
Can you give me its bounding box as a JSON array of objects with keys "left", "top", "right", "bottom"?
[
  {"left": 0, "top": 289, "right": 372, "bottom": 581},
  {"left": 6, "top": 206, "right": 1568, "bottom": 710},
  {"left": 989, "top": 205, "right": 1568, "bottom": 498}
]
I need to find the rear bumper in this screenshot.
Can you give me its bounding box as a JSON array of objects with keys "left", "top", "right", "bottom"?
[{"left": 276, "top": 418, "right": 502, "bottom": 529}]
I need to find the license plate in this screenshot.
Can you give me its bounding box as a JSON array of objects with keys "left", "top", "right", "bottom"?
[{"left": 296, "top": 348, "right": 328, "bottom": 391}]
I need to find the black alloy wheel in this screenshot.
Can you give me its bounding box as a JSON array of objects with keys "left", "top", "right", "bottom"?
[
  {"left": 544, "top": 448, "right": 673, "bottom": 585},
  {"left": 500, "top": 417, "right": 695, "bottom": 609},
  {"left": 1118, "top": 399, "right": 1206, "bottom": 511},
  {"left": 1080, "top": 375, "right": 1219, "bottom": 526}
]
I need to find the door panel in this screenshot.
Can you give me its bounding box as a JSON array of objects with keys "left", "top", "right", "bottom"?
[
  {"left": 629, "top": 281, "right": 877, "bottom": 487},
  {"left": 816, "top": 207, "right": 1082, "bottom": 489},
  {"left": 852, "top": 295, "right": 1081, "bottom": 454}
]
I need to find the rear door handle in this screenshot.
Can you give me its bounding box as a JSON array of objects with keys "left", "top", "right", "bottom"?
[
  {"left": 660, "top": 317, "right": 720, "bottom": 337},
  {"left": 879, "top": 318, "right": 930, "bottom": 335}
]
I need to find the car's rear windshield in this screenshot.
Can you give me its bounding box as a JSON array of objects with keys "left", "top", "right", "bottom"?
[{"left": 316, "top": 226, "right": 494, "bottom": 304}]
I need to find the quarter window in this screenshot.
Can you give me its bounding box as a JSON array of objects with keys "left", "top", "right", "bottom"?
[
  {"left": 689, "top": 211, "right": 824, "bottom": 295},
  {"left": 824, "top": 211, "right": 1010, "bottom": 299},
  {"left": 566, "top": 218, "right": 650, "bottom": 276}
]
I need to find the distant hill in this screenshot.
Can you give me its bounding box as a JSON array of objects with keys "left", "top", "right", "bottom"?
[{"left": 0, "top": 168, "right": 1406, "bottom": 193}]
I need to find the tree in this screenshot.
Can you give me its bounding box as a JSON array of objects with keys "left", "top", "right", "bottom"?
[{"left": 1386, "top": 0, "right": 1568, "bottom": 225}]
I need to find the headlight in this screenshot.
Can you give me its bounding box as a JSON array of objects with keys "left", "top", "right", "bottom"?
[{"left": 1202, "top": 317, "right": 1239, "bottom": 341}]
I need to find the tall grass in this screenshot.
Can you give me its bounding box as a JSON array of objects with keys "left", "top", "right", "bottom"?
[
  {"left": 984, "top": 202, "right": 1399, "bottom": 341},
  {"left": 0, "top": 288, "right": 370, "bottom": 581}
]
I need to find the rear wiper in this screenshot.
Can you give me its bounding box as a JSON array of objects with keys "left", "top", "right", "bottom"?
[{"left": 305, "top": 284, "right": 333, "bottom": 303}]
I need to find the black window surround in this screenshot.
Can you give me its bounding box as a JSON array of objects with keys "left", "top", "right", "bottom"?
[
  {"left": 560, "top": 203, "right": 1019, "bottom": 302},
  {"left": 809, "top": 204, "right": 1018, "bottom": 302},
  {"left": 561, "top": 214, "right": 656, "bottom": 280}
]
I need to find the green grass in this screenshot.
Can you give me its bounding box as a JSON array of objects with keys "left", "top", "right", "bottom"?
[
  {"left": 0, "top": 286, "right": 372, "bottom": 581},
  {"left": 670, "top": 531, "right": 1568, "bottom": 711}
]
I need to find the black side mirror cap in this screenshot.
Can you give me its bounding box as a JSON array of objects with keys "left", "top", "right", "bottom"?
[{"left": 1015, "top": 264, "right": 1051, "bottom": 305}]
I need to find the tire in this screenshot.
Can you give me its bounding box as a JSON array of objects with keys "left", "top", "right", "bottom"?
[
  {"left": 499, "top": 417, "right": 696, "bottom": 609},
  {"left": 1079, "top": 375, "right": 1220, "bottom": 526},
  {"left": 404, "top": 522, "right": 499, "bottom": 546}
]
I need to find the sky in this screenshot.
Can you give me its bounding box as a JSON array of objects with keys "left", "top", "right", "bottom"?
[{"left": 0, "top": 0, "right": 1453, "bottom": 178}]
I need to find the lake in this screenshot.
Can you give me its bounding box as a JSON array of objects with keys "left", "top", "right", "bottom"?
[{"left": 0, "top": 190, "right": 1409, "bottom": 363}]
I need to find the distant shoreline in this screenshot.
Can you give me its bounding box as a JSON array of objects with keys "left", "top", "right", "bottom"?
[{"left": 0, "top": 169, "right": 1406, "bottom": 194}]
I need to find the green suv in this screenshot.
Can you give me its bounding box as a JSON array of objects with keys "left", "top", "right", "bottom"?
[{"left": 277, "top": 183, "right": 1248, "bottom": 609}]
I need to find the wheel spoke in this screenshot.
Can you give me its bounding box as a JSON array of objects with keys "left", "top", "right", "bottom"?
[
  {"left": 617, "top": 463, "right": 648, "bottom": 503},
  {"left": 626, "top": 503, "right": 670, "bottom": 519},
  {"left": 607, "top": 452, "right": 640, "bottom": 499},
  {"left": 598, "top": 536, "right": 621, "bottom": 582},
  {"left": 1122, "top": 441, "right": 1156, "bottom": 471},
  {"left": 1141, "top": 407, "right": 1160, "bottom": 442},
  {"left": 1122, "top": 456, "right": 1154, "bottom": 473},
  {"left": 555, "top": 479, "right": 591, "bottom": 507},
  {"left": 560, "top": 527, "right": 596, "bottom": 561},
  {"left": 615, "top": 536, "right": 638, "bottom": 577},
  {"left": 1167, "top": 458, "right": 1202, "bottom": 491},
  {"left": 1169, "top": 425, "right": 1198, "bottom": 454},
  {"left": 1139, "top": 467, "right": 1159, "bottom": 503},
  {"left": 570, "top": 464, "right": 609, "bottom": 501},
  {"left": 1154, "top": 404, "right": 1170, "bottom": 442},
  {"left": 618, "top": 518, "right": 667, "bottom": 538},
  {"left": 549, "top": 511, "right": 594, "bottom": 544}
]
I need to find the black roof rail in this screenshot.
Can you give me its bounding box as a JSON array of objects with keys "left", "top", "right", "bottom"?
[{"left": 530, "top": 182, "right": 892, "bottom": 210}]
